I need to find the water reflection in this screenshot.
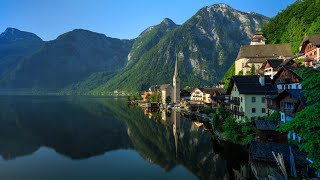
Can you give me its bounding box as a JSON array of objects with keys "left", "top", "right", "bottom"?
[{"left": 0, "top": 96, "right": 249, "bottom": 179}]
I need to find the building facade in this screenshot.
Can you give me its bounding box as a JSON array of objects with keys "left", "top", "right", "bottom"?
[
  {"left": 235, "top": 31, "right": 293, "bottom": 75},
  {"left": 227, "top": 75, "right": 276, "bottom": 122},
  {"left": 299, "top": 34, "right": 320, "bottom": 68}
]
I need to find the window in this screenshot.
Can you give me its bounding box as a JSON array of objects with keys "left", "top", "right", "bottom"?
[
  {"left": 262, "top": 108, "right": 266, "bottom": 113},
  {"left": 315, "top": 51, "right": 317, "bottom": 55},
  {"left": 295, "top": 84, "right": 299, "bottom": 89},
  {"left": 261, "top": 97, "right": 265, "bottom": 103},
  {"left": 252, "top": 108, "right": 256, "bottom": 113},
  {"left": 241, "top": 97, "right": 242, "bottom": 102},
  {"left": 252, "top": 97, "right": 256, "bottom": 102},
  {"left": 251, "top": 117, "right": 255, "bottom": 121},
  {"left": 285, "top": 85, "right": 288, "bottom": 89},
  {"left": 289, "top": 85, "right": 292, "bottom": 89}
]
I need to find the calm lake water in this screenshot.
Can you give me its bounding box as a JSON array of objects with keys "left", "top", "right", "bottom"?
[{"left": 0, "top": 96, "right": 249, "bottom": 180}]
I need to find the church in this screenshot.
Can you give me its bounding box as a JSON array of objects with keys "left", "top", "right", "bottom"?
[{"left": 160, "top": 56, "right": 180, "bottom": 104}]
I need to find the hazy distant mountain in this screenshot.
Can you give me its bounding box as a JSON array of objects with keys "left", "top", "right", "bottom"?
[
  {"left": 0, "top": 28, "right": 44, "bottom": 80},
  {"left": 0, "top": 29, "right": 133, "bottom": 92},
  {"left": 93, "top": 4, "right": 268, "bottom": 93}
]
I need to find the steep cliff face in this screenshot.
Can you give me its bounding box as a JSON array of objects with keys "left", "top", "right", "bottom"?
[
  {"left": 0, "top": 28, "right": 44, "bottom": 80},
  {"left": 94, "top": 4, "right": 268, "bottom": 93}
]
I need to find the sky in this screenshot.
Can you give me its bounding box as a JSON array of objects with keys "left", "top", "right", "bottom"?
[{"left": 0, "top": 0, "right": 296, "bottom": 41}]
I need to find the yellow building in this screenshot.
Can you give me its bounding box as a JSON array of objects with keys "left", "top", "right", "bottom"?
[
  {"left": 227, "top": 75, "right": 276, "bottom": 122},
  {"left": 235, "top": 31, "right": 293, "bottom": 75}
]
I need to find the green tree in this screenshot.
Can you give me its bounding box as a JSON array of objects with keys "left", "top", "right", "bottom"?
[
  {"left": 204, "top": 106, "right": 213, "bottom": 115},
  {"left": 279, "top": 69, "right": 320, "bottom": 171},
  {"left": 262, "top": 112, "right": 281, "bottom": 123},
  {"left": 184, "top": 86, "right": 191, "bottom": 91},
  {"left": 249, "top": 65, "right": 256, "bottom": 75},
  {"left": 165, "top": 96, "right": 171, "bottom": 104},
  {"left": 222, "top": 116, "right": 255, "bottom": 144},
  {"left": 308, "top": 16, "right": 320, "bottom": 34},
  {"left": 149, "top": 93, "right": 159, "bottom": 103}
]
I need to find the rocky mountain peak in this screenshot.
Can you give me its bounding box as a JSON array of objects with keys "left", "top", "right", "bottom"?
[
  {"left": 160, "top": 18, "right": 177, "bottom": 27},
  {"left": 0, "top": 28, "right": 43, "bottom": 43}
]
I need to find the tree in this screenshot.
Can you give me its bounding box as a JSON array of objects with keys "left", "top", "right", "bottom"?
[
  {"left": 262, "top": 112, "right": 281, "bottom": 123},
  {"left": 222, "top": 116, "right": 255, "bottom": 144},
  {"left": 249, "top": 65, "right": 256, "bottom": 75},
  {"left": 184, "top": 86, "right": 191, "bottom": 91},
  {"left": 279, "top": 69, "right": 320, "bottom": 171},
  {"left": 148, "top": 93, "right": 159, "bottom": 103},
  {"left": 204, "top": 106, "right": 213, "bottom": 115},
  {"left": 165, "top": 96, "right": 171, "bottom": 104}
]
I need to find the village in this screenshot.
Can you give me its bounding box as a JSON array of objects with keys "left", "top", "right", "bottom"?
[{"left": 129, "top": 31, "right": 320, "bottom": 179}]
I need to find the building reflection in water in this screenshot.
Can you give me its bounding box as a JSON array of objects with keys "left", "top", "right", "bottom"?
[{"left": 172, "top": 111, "right": 180, "bottom": 158}]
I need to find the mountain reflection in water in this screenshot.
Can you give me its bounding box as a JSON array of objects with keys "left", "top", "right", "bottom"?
[{"left": 0, "top": 96, "right": 249, "bottom": 180}]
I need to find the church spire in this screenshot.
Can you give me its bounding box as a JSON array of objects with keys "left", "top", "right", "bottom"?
[{"left": 174, "top": 54, "right": 179, "bottom": 77}]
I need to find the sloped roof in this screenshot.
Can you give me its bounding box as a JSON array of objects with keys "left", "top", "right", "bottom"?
[
  {"left": 279, "top": 59, "right": 297, "bottom": 67},
  {"left": 255, "top": 120, "right": 278, "bottom": 131},
  {"left": 192, "top": 88, "right": 224, "bottom": 96},
  {"left": 266, "top": 59, "right": 284, "bottom": 68},
  {"left": 160, "top": 84, "right": 172, "bottom": 90},
  {"left": 227, "top": 75, "right": 276, "bottom": 95},
  {"left": 272, "top": 66, "right": 305, "bottom": 84},
  {"left": 270, "top": 89, "right": 307, "bottom": 108},
  {"left": 250, "top": 141, "right": 291, "bottom": 162},
  {"left": 236, "top": 44, "right": 293, "bottom": 60},
  {"left": 300, "top": 34, "right": 320, "bottom": 52}
]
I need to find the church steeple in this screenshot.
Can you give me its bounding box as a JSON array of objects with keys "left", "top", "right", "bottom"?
[
  {"left": 174, "top": 55, "right": 179, "bottom": 77},
  {"left": 172, "top": 54, "right": 180, "bottom": 104}
]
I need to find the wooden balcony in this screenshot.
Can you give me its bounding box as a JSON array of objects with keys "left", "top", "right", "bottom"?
[
  {"left": 228, "top": 109, "right": 244, "bottom": 116},
  {"left": 280, "top": 107, "right": 296, "bottom": 117},
  {"left": 276, "top": 78, "right": 291, "bottom": 84},
  {"left": 268, "top": 105, "right": 279, "bottom": 111},
  {"left": 230, "top": 99, "right": 240, "bottom": 105}
]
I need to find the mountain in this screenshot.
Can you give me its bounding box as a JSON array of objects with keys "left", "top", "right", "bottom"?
[
  {"left": 262, "top": 0, "right": 320, "bottom": 53},
  {"left": 0, "top": 28, "right": 42, "bottom": 43},
  {"left": 0, "top": 29, "right": 133, "bottom": 93},
  {"left": 92, "top": 4, "right": 268, "bottom": 93},
  {"left": 0, "top": 28, "right": 44, "bottom": 80}
]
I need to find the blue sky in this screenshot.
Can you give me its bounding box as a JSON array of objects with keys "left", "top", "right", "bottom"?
[{"left": 0, "top": 0, "right": 296, "bottom": 40}]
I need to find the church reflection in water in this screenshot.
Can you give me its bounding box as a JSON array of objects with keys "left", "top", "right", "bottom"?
[{"left": 0, "top": 96, "right": 250, "bottom": 179}]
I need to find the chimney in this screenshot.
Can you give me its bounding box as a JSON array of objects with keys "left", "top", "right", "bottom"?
[{"left": 259, "top": 75, "right": 265, "bottom": 86}]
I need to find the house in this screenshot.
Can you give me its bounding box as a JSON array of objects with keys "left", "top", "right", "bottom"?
[
  {"left": 235, "top": 31, "right": 293, "bottom": 75},
  {"left": 227, "top": 75, "right": 276, "bottom": 122},
  {"left": 249, "top": 141, "right": 307, "bottom": 180},
  {"left": 213, "top": 82, "right": 225, "bottom": 89},
  {"left": 271, "top": 66, "right": 305, "bottom": 92},
  {"left": 141, "top": 85, "right": 159, "bottom": 101},
  {"left": 160, "top": 84, "right": 173, "bottom": 104},
  {"left": 261, "top": 59, "right": 284, "bottom": 78},
  {"left": 299, "top": 33, "right": 320, "bottom": 68},
  {"left": 255, "top": 120, "right": 287, "bottom": 143},
  {"left": 267, "top": 89, "right": 306, "bottom": 141},
  {"left": 190, "top": 88, "right": 223, "bottom": 104}
]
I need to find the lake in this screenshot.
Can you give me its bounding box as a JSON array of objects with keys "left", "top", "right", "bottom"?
[{"left": 0, "top": 96, "right": 249, "bottom": 180}]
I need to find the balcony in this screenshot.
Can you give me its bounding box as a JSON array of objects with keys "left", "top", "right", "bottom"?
[
  {"left": 280, "top": 107, "right": 296, "bottom": 117},
  {"left": 228, "top": 109, "right": 244, "bottom": 116},
  {"left": 230, "top": 99, "right": 240, "bottom": 105},
  {"left": 268, "top": 105, "right": 279, "bottom": 111},
  {"left": 276, "top": 77, "right": 291, "bottom": 84}
]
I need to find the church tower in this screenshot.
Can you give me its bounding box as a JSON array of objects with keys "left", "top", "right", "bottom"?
[{"left": 173, "top": 55, "right": 180, "bottom": 104}]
